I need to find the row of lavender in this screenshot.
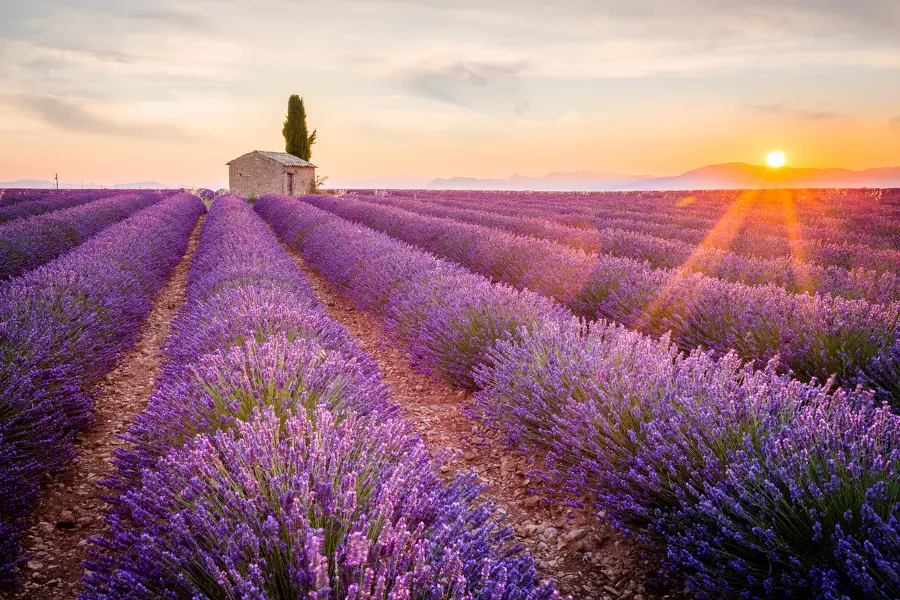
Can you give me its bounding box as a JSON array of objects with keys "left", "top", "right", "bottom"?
[
  {"left": 350, "top": 193, "right": 900, "bottom": 302},
  {"left": 0, "top": 193, "right": 205, "bottom": 587},
  {"left": 0, "top": 189, "right": 103, "bottom": 209},
  {"left": 0, "top": 190, "right": 176, "bottom": 281},
  {"left": 382, "top": 188, "right": 900, "bottom": 247},
  {"left": 382, "top": 187, "right": 900, "bottom": 222},
  {"left": 301, "top": 194, "right": 900, "bottom": 402},
  {"left": 0, "top": 189, "right": 124, "bottom": 224},
  {"left": 84, "top": 196, "right": 557, "bottom": 599},
  {"left": 381, "top": 190, "right": 900, "bottom": 270},
  {"left": 258, "top": 194, "right": 900, "bottom": 600}
]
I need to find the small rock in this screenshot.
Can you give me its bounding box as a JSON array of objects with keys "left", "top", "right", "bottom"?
[
  {"left": 566, "top": 528, "right": 588, "bottom": 542},
  {"left": 26, "top": 560, "right": 43, "bottom": 571}
]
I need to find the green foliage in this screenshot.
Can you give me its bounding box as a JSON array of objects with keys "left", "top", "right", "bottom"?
[{"left": 282, "top": 95, "right": 316, "bottom": 161}]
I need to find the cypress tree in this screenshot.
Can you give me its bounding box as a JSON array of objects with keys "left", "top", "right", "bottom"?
[{"left": 282, "top": 95, "right": 316, "bottom": 161}]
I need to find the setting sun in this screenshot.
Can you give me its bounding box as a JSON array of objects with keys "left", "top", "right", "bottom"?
[{"left": 766, "top": 150, "right": 787, "bottom": 168}]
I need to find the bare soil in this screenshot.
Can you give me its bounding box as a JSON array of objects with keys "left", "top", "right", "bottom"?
[
  {"left": 286, "top": 247, "right": 681, "bottom": 600},
  {"left": 3, "top": 219, "right": 203, "bottom": 600}
]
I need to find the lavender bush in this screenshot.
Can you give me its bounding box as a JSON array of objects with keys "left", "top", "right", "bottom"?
[
  {"left": 89, "top": 408, "right": 553, "bottom": 600},
  {"left": 0, "top": 190, "right": 172, "bottom": 280},
  {"left": 0, "top": 193, "right": 204, "bottom": 586},
  {"left": 87, "top": 196, "right": 558, "bottom": 599},
  {"left": 476, "top": 320, "right": 899, "bottom": 598}
]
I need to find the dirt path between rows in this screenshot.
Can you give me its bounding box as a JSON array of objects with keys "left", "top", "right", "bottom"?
[
  {"left": 4, "top": 219, "right": 204, "bottom": 600},
  {"left": 285, "top": 246, "right": 679, "bottom": 600}
]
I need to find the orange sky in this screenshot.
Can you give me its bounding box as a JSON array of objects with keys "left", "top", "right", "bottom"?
[{"left": 1, "top": 1, "right": 899, "bottom": 187}]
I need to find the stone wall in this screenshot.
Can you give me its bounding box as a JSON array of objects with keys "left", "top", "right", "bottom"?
[
  {"left": 291, "top": 168, "right": 316, "bottom": 196},
  {"left": 229, "top": 153, "right": 316, "bottom": 198}
]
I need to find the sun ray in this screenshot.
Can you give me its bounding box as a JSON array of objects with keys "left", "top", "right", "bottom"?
[{"left": 635, "top": 189, "right": 762, "bottom": 338}]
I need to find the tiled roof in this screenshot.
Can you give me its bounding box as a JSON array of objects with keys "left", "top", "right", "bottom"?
[{"left": 228, "top": 151, "right": 316, "bottom": 168}]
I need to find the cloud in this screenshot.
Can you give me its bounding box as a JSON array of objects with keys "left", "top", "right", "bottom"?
[
  {"left": 401, "top": 59, "right": 529, "bottom": 114},
  {"left": 745, "top": 102, "right": 848, "bottom": 122},
  {"left": 5, "top": 95, "right": 192, "bottom": 140},
  {"left": 891, "top": 115, "right": 900, "bottom": 130},
  {"left": 124, "top": 7, "right": 207, "bottom": 30},
  {"left": 557, "top": 110, "right": 580, "bottom": 123}
]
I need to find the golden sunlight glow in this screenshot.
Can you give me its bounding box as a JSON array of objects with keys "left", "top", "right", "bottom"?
[{"left": 766, "top": 150, "right": 787, "bottom": 168}]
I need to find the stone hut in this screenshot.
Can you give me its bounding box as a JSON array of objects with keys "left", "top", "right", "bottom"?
[{"left": 227, "top": 151, "right": 316, "bottom": 198}]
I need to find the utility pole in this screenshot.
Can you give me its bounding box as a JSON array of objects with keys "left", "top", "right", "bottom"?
[{"left": 54, "top": 173, "right": 59, "bottom": 190}]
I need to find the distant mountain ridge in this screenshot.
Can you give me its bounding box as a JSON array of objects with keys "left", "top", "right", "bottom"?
[
  {"left": 428, "top": 164, "right": 900, "bottom": 191},
  {"left": 626, "top": 163, "right": 900, "bottom": 191}
]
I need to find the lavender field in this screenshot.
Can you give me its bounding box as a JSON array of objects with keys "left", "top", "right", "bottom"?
[{"left": 1, "top": 188, "right": 898, "bottom": 600}]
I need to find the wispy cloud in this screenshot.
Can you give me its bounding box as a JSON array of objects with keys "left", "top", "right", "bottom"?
[
  {"left": 124, "top": 7, "right": 208, "bottom": 30},
  {"left": 745, "top": 102, "right": 848, "bottom": 122},
  {"left": 4, "top": 95, "right": 193, "bottom": 140},
  {"left": 401, "top": 59, "right": 529, "bottom": 114}
]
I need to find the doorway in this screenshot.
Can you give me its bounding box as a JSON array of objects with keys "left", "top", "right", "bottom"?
[{"left": 286, "top": 172, "right": 294, "bottom": 196}]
